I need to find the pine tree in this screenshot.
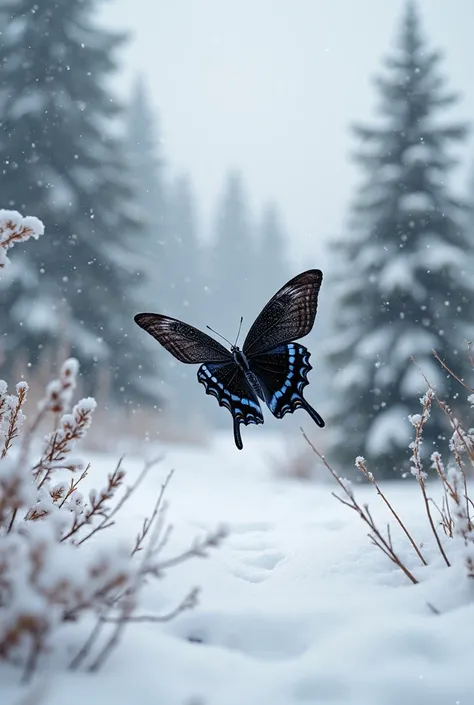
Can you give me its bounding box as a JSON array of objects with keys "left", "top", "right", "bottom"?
[
  {"left": 326, "top": 2, "right": 471, "bottom": 477},
  {"left": 124, "top": 76, "right": 168, "bottom": 401},
  {"left": 165, "top": 173, "right": 207, "bottom": 415},
  {"left": 166, "top": 174, "right": 202, "bottom": 321},
  {"left": 201, "top": 172, "right": 254, "bottom": 427},
  {"left": 258, "top": 203, "right": 289, "bottom": 292},
  {"left": 125, "top": 76, "right": 167, "bottom": 307},
  {"left": 0, "top": 0, "right": 156, "bottom": 404},
  {"left": 209, "top": 171, "right": 255, "bottom": 338}
]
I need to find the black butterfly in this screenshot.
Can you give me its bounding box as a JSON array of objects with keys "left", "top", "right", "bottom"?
[{"left": 134, "top": 269, "right": 325, "bottom": 450}]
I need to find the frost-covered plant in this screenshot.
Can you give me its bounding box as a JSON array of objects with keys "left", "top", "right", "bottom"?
[
  {"left": 0, "top": 211, "right": 225, "bottom": 679},
  {"left": 0, "top": 359, "right": 225, "bottom": 680},
  {"left": 0, "top": 361, "right": 130, "bottom": 676},
  {"left": 304, "top": 350, "right": 474, "bottom": 585},
  {"left": 0, "top": 209, "right": 44, "bottom": 268}
]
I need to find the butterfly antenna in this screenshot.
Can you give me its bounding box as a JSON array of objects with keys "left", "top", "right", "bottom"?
[
  {"left": 206, "top": 325, "right": 233, "bottom": 348},
  {"left": 234, "top": 316, "right": 244, "bottom": 348}
]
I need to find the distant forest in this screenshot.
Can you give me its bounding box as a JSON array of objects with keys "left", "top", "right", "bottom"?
[{"left": 0, "top": 2, "right": 473, "bottom": 478}]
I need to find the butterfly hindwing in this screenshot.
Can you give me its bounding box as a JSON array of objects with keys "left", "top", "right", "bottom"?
[
  {"left": 197, "top": 362, "right": 264, "bottom": 450},
  {"left": 134, "top": 269, "right": 325, "bottom": 450},
  {"left": 243, "top": 269, "right": 323, "bottom": 356},
  {"left": 248, "top": 343, "right": 325, "bottom": 427},
  {"left": 134, "top": 313, "right": 231, "bottom": 364}
]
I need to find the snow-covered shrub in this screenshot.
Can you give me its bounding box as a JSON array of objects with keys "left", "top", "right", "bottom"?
[
  {"left": 0, "top": 361, "right": 125, "bottom": 674},
  {"left": 304, "top": 351, "right": 474, "bottom": 584},
  {"left": 0, "top": 360, "right": 226, "bottom": 679},
  {"left": 0, "top": 212, "right": 225, "bottom": 679}
]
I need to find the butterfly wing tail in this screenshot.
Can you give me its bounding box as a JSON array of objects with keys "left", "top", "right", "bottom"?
[
  {"left": 249, "top": 343, "right": 325, "bottom": 428},
  {"left": 233, "top": 417, "right": 244, "bottom": 450},
  {"left": 198, "top": 362, "right": 264, "bottom": 450},
  {"left": 299, "top": 395, "right": 325, "bottom": 428}
]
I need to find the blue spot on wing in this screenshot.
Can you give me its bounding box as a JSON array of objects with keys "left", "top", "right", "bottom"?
[
  {"left": 263, "top": 345, "right": 312, "bottom": 413},
  {"left": 248, "top": 343, "right": 317, "bottom": 420},
  {"left": 197, "top": 362, "right": 264, "bottom": 449}
]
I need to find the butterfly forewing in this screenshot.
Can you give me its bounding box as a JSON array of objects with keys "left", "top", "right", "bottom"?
[
  {"left": 134, "top": 313, "right": 232, "bottom": 364},
  {"left": 243, "top": 269, "right": 323, "bottom": 356},
  {"left": 134, "top": 268, "right": 325, "bottom": 450},
  {"left": 197, "top": 361, "right": 264, "bottom": 449},
  {"left": 249, "top": 343, "right": 325, "bottom": 427}
]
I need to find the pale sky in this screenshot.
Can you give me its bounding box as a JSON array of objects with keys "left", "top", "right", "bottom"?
[{"left": 100, "top": 0, "right": 474, "bottom": 268}]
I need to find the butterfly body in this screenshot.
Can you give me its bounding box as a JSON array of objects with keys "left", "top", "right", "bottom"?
[
  {"left": 134, "top": 270, "right": 325, "bottom": 450},
  {"left": 232, "top": 346, "right": 251, "bottom": 374}
]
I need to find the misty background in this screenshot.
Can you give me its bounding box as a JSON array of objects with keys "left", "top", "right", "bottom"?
[
  {"left": 101, "top": 0, "right": 474, "bottom": 263},
  {"left": 0, "top": 0, "right": 473, "bottom": 476}
]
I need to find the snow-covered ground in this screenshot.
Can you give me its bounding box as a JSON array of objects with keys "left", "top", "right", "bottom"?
[{"left": 3, "top": 432, "right": 474, "bottom": 705}]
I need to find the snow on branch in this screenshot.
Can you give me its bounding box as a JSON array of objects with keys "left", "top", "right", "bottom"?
[
  {"left": 0, "top": 207, "right": 225, "bottom": 678},
  {"left": 39, "top": 357, "right": 79, "bottom": 414},
  {"left": 0, "top": 209, "right": 44, "bottom": 269},
  {"left": 303, "top": 347, "right": 474, "bottom": 586},
  {"left": 301, "top": 430, "right": 420, "bottom": 584},
  {"left": 0, "top": 358, "right": 225, "bottom": 680}
]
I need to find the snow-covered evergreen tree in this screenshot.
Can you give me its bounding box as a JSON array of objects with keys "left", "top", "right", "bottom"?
[
  {"left": 200, "top": 172, "right": 254, "bottom": 427},
  {"left": 258, "top": 203, "right": 289, "bottom": 292},
  {"left": 125, "top": 76, "right": 167, "bottom": 306},
  {"left": 124, "top": 76, "right": 169, "bottom": 401},
  {"left": 209, "top": 171, "right": 255, "bottom": 338},
  {"left": 164, "top": 174, "right": 208, "bottom": 414},
  {"left": 166, "top": 174, "right": 203, "bottom": 321},
  {"left": 0, "top": 0, "right": 157, "bottom": 404},
  {"left": 326, "top": 2, "right": 471, "bottom": 477}
]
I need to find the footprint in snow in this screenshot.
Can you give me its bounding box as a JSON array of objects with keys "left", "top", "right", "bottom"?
[{"left": 227, "top": 522, "right": 286, "bottom": 583}]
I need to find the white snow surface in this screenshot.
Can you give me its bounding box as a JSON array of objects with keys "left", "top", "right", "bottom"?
[{"left": 2, "top": 432, "right": 474, "bottom": 705}]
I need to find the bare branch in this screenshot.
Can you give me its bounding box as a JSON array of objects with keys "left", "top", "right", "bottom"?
[
  {"left": 131, "top": 467, "right": 174, "bottom": 556},
  {"left": 302, "top": 429, "right": 419, "bottom": 585},
  {"left": 102, "top": 587, "right": 199, "bottom": 624},
  {"left": 432, "top": 349, "right": 474, "bottom": 394},
  {"left": 355, "top": 456, "right": 427, "bottom": 565}
]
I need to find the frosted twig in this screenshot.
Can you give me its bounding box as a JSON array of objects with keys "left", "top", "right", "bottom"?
[
  {"left": 61, "top": 459, "right": 127, "bottom": 543},
  {"left": 132, "top": 466, "right": 173, "bottom": 556},
  {"left": 38, "top": 358, "right": 80, "bottom": 414},
  {"left": 73, "top": 457, "right": 162, "bottom": 545},
  {"left": 416, "top": 361, "right": 472, "bottom": 515},
  {"left": 87, "top": 502, "right": 226, "bottom": 671},
  {"left": 301, "top": 428, "right": 419, "bottom": 584},
  {"left": 432, "top": 349, "right": 474, "bottom": 394},
  {"left": 101, "top": 587, "right": 199, "bottom": 623},
  {"left": 431, "top": 454, "right": 455, "bottom": 537},
  {"left": 69, "top": 608, "right": 108, "bottom": 671},
  {"left": 152, "top": 526, "right": 228, "bottom": 575},
  {"left": 2, "top": 382, "right": 28, "bottom": 458},
  {"left": 0, "top": 219, "right": 211, "bottom": 676},
  {"left": 444, "top": 468, "right": 474, "bottom": 578},
  {"left": 355, "top": 456, "right": 427, "bottom": 565},
  {"left": 0, "top": 209, "right": 44, "bottom": 268},
  {"left": 408, "top": 390, "right": 450, "bottom": 567},
  {"left": 86, "top": 468, "right": 174, "bottom": 671},
  {"left": 33, "top": 398, "right": 96, "bottom": 487},
  {"left": 467, "top": 341, "right": 474, "bottom": 369}
]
